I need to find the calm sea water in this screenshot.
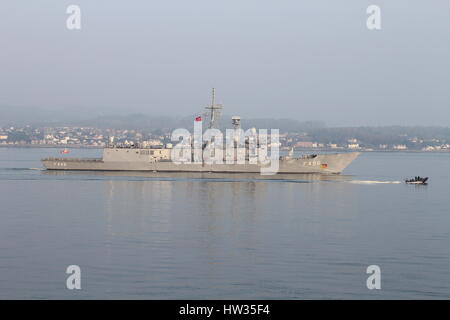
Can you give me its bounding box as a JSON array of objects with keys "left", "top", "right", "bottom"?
[{"left": 0, "top": 147, "right": 450, "bottom": 299}]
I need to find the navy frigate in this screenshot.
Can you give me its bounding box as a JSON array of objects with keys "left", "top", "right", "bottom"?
[{"left": 42, "top": 90, "right": 360, "bottom": 174}]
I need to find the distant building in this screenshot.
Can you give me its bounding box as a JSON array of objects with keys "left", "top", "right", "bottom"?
[
  {"left": 0, "top": 135, "right": 8, "bottom": 140},
  {"left": 347, "top": 143, "right": 360, "bottom": 149},
  {"left": 142, "top": 139, "right": 163, "bottom": 148},
  {"left": 393, "top": 144, "right": 407, "bottom": 150},
  {"left": 410, "top": 137, "right": 423, "bottom": 143},
  {"left": 295, "top": 141, "right": 314, "bottom": 148}
]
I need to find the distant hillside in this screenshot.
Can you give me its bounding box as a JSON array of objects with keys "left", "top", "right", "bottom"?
[
  {"left": 2, "top": 110, "right": 450, "bottom": 147},
  {"left": 0, "top": 106, "right": 86, "bottom": 126},
  {"left": 6, "top": 112, "right": 326, "bottom": 133},
  {"left": 307, "top": 126, "right": 450, "bottom": 146}
]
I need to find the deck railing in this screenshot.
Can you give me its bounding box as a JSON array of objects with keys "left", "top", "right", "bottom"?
[{"left": 42, "top": 157, "right": 103, "bottom": 162}]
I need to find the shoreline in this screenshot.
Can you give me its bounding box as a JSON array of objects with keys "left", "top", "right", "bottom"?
[
  {"left": 0, "top": 144, "right": 102, "bottom": 149},
  {"left": 0, "top": 144, "right": 449, "bottom": 153}
]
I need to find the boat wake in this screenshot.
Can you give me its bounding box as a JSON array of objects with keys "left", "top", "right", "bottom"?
[
  {"left": 0, "top": 168, "right": 43, "bottom": 171},
  {"left": 348, "top": 180, "right": 402, "bottom": 184}
]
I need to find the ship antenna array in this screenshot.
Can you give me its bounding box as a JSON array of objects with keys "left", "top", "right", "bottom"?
[{"left": 205, "top": 88, "right": 223, "bottom": 129}]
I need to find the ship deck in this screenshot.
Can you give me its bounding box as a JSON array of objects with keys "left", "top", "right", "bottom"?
[{"left": 42, "top": 157, "right": 103, "bottom": 162}]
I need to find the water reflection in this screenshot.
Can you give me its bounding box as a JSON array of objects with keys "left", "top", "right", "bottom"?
[
  {"left": 4, "top": 150, "right": 450, "bottom": 299},
  {"left": 42, "top": 169, "right": 353, "bottom": 183}
]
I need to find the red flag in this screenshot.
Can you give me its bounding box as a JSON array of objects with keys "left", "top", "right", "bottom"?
[{"left": 195, "top": 116, "right": 202, "bottom": 122}]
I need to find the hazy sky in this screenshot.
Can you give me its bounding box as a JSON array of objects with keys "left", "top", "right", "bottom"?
[{"left": 1, "top": 0, "right": 449, "bottom": 126}]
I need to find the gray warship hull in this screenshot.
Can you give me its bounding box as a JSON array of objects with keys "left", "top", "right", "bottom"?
[{"left": 42, "top": 150, "right": 360, "bottom": 174}]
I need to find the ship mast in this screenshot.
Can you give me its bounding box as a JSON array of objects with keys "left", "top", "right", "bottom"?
[{"left": 205, "top": 88, "right": 223, "bottom": 129}]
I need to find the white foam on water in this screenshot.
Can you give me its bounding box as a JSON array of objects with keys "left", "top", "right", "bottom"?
[{"left": 348, "top": 180, "right": 402, "bottom": 184}]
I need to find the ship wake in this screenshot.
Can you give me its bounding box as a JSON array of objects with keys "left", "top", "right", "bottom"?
[{"left": 347, "top": 180, "right": 402, "bottom": 184}]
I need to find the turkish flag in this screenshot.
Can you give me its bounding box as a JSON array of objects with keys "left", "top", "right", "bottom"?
[{"left": 195, "top": 116, "right": 202, "bottom": 122}]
